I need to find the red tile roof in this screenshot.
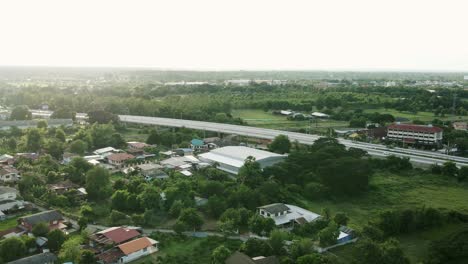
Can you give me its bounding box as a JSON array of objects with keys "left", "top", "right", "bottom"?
[
  {"left": 100, "top": 227, "right": 140, "bottom": 244},
  {"left": 388, "top": 124, "right": 443, "bottom": 133},
  {"left": 107, "top": 153, "right": 135, "bottom": 162},
  {"left": 118, "top": 237, "right": 156, "bottom": 255}
]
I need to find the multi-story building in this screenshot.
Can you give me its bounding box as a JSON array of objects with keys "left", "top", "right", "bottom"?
[{"left": 386, "top": 123, "right": 443, "bottom": 145}]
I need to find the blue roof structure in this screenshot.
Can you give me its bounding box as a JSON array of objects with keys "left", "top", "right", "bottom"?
[{"left": 191, "top": 139, "right": 204, "bottom": 146}]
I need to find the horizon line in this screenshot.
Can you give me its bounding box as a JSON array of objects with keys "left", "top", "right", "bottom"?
[{"left": 0, "top": 64, "right": 467, "bottom": 74}]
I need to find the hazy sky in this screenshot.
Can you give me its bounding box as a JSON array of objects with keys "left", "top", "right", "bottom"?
[{"left": 0, "top": 0, "right": 467, "bottom": 71}]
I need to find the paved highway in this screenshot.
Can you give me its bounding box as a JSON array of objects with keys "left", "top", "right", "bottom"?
[{"left": 119, "top": 115, "right": 468, "bottom": 167}]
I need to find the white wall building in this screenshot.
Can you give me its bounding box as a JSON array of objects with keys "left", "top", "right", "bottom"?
[
  {"left": 118, "top": 237, "right": 159, "bottom": 263},
  {"left": 198, "top": 146, "right": 286, "bottom": 175},
  {"left": 0, "top": 166, "right": 20, "bottom": 183},
  {"left": 258, "top": 203, "right": 321, "bottom": 228},
  {"left": 387, "top": 123, "right": 443, "bottom": 145}
]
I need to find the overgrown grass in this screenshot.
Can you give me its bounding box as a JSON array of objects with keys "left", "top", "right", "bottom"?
[
  {"left": 120, "top": 127, "right": 150, "bottom": 142},
  {"left": 329, "top": 223, "right": 468, "bottom": 264},
  {"left": 398, "top": 223, "right": 468, "bottom": 263},
  {"left": 298, "top": 171, "right": 468, "bottom": 230},
  {"left": 304, "top": 171, "right": 468, "bottom": 263}
]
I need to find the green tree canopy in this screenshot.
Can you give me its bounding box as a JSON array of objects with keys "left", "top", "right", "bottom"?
[
  {"left": 268, "top": 134, "right": 291, "bottom": 154},
  {"left": 85, "top": 166, "right": 112, "bottom": 201}
]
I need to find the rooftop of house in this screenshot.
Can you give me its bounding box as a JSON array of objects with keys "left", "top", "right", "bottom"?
[
  {"left": 0, "top": 165, "right": 19, "bottom": 174},
  {"left": 225, "top": 252, "right": 280, "bottom": 264},
  {"left": 118, "top": 237, "right": 158, "bottom": 255},
  {"left": 0, "top": 200, "right": 28, "bottom": 212},
  {"left": 47, "top": 181, "right": 78, "bottom": 191},
  {"left": 258, "top": 204, "right": 321, "bottom": 226},
  {"left": 107, "top": 153, "right": 135, "bottom": 162},
  {"left": 160, "top": 155, "right": 200, "bottom": 168},
  {"left": 20, "top": 210, "right": 63, "bottom": 226},
  {"left": 8, "top": 252, "right": 57, "bottom": 264},
  {"left": 127, "top": 141, "right": 150, "bottom": 149},
  {"left": 94, "top": 147, "right": 118, "bottom": 155},
  {"left": 0, "top": 186, "right": 17, "bottom": 195},
  {"left": 95, "top": 227, "right": 141, "bottom": 244},
  {"left": 136, "top": 163, "right": 163, "bottom": 171},
  {"left": 191, "top": 139, "right": 205, "bottom": 146},
  {"left": 0, "top": 154, "right": 14, "bottom": 162},
  {"left": 258, "top": 203, "right": 290, "bottom": 215},
  {"left": 387, "top": 123, "right": 443, "bottom": 133},
  {"left": 97, "top": 248, "right": 124, "bottom": 264},
  {"left": 203, "top": 137, "right": 221, "bottom": 143}
]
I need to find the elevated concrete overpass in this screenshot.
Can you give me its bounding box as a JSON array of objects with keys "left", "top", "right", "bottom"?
[{"left": 119, "top": 115, "right": 468, "bottom": 167}]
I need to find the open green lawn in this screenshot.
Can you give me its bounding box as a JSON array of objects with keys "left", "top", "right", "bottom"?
[
  {"left": 232, "top": 109, "right": 349, "bottom": 132},
  {"left": 298, "top": 171, "right": 468, "bottom": 231},
  {"left": 0, "top": 216, "right": 20, "bottom": 231},
  {"left": 363, "top": 108, "right": 468, "bottom": 122}
]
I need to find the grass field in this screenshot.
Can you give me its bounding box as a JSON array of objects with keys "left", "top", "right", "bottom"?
[
  {"left": 298, "top": 171, "right": 468, "bottom": 231},
  {"left": 0, "top": 216, "right": 20, "bottom": 231},
  {"left": 363, "top": 108, "right": 468, "bottom": 122},
  {"left": 232, "top": 109, "right": 349, "bottom": 132}
]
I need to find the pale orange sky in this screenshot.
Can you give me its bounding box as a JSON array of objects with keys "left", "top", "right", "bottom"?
[{"left": 0, "top": 0, "right": 467, "bottom": 71}]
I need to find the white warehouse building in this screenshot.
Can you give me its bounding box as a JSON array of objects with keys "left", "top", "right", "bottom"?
[{"left": 198, "top": 146, "right": 286, "bottom": 175}]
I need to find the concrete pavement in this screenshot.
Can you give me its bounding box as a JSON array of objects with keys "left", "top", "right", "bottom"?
[{"left": 119, "top": 115, "right": 468, "bottom": 167}]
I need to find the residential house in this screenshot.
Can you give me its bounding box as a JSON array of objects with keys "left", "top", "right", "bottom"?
[
  {"left": 190, "top": 138, "right": 218, "bottom": 151},
  {"left": 90, "top": 226, "right": 141, "bottom": 249},
  {"left": 136, "top": 163, "right": 169, "bottom": 180},
  {"left": 0, "top": 186, "right": 17, "bottom": 201},
  {"left": 8, "top": 252, "right": 57, "bottom": 264},
  {"left": 127, "top": 141, "right": 150, "bottom": 151},
  {"left": 225, "top": 252, "right": 280, "bottom": 264},
  {"left": 107, "top": 153, "right": 135, "bottom": 168},
  {"left": 0, "top": 200, "right": 29, "bottom": 220},
  {"left": 14, "top": 153, "right": 39, "bottom": 161},
  {"left": 0, "top": 154, "right": 14, "bottom": 165},
  {"left": 190, "top": 139, "right": 206, "bottom": 151},
  {"left": 97, "top": 237, "right": 159, "bottom": 264},
  {"left": 62, "top": 152, "right": 79, "bottom": 164},
  {"left": 257, "top": 203, "right": 321, "bottom": 228},
  {"left": 0, "top": 165, "right": 20, "bottom": 183},
  {"left": 18, "top": 210, "right": 65, "bottom": 232},
  {"left": 204, "top": 137, "right": 222, "bottom": 148},
  {"left": 47, "top": 181, "right": 78, "bottom": 195},
  {"left": 94, "top": 147, "right": 119, "bottom": 159},
  {"left": 173, "top": 148, "right": 194, "bottom": 156},
  {"left": 160, "top": 155, "right": 199, "bottom": 171},
  {"left": 117, "top": 237, "right": 159, "bottom": 263},
  {"left": 337, "top": 226, "right": 355, "bottom": 244},
  {"left": 47, "top": 181, "right": 87, "bottom": 200},
  {"left": 453, "top": 121, "right": 467, "bottom": 131}
]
